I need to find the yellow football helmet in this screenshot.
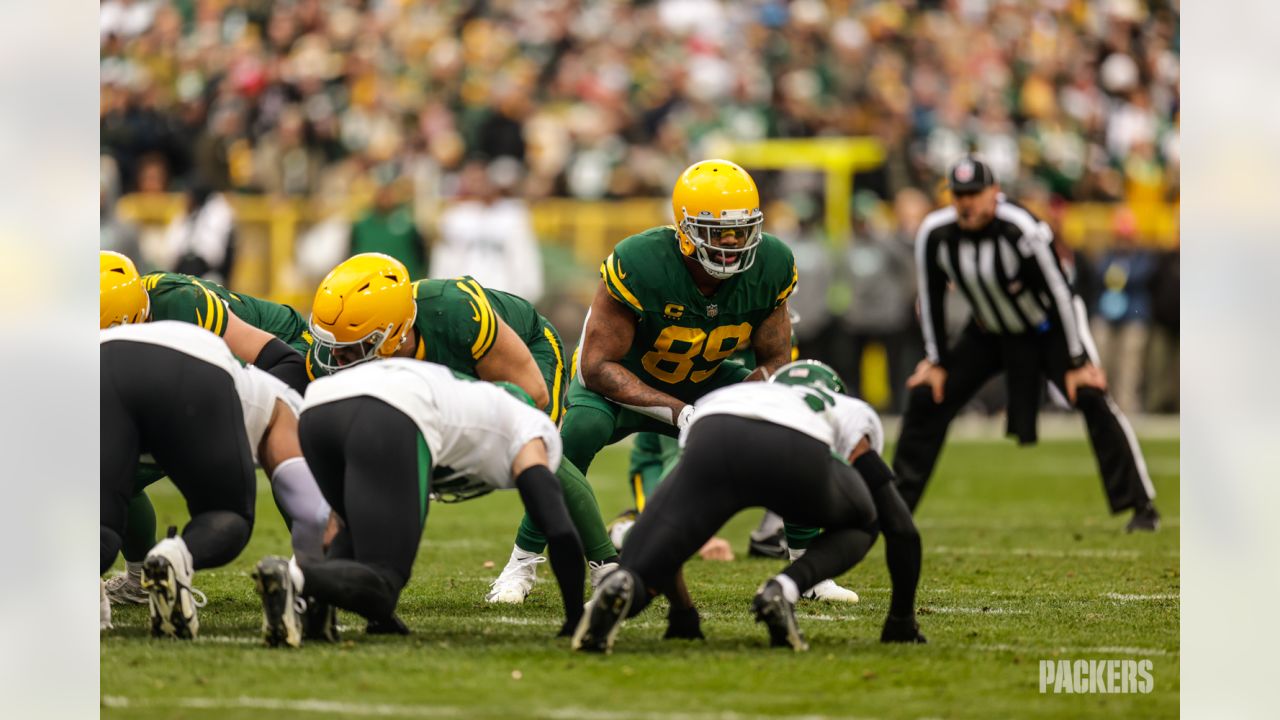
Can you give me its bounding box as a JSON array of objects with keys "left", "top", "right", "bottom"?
[
  {"left": 672, "top": 159, "right": 764, "bottom": 279},
  {"left": 100, "top": 250, "right": 149, "bottom": 329},
  {"left": 310, "top": 253, "right": 418, "bottom": 372}
]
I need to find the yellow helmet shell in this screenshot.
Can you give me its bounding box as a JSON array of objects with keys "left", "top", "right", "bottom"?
[
  {"left": 99, "top": 250, "right": 149, "bottom": 329},
  {"left": 671, "top": 159, "right": 764, "bottom": 278},
  {"left": 310, "top": 253, "right": 417, "bottom": 371}
]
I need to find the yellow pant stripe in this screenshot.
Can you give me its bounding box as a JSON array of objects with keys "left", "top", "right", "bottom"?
[
  {"left": 632, "top": 473, "right": 646, "bottom": 513},
  {"left": 542, "top": 326, "right": 565, "bottom": 423}
]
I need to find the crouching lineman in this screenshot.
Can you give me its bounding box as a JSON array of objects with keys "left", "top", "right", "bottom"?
[
  {"left": 101, "top": 321, "right": 328, "bottom": 638},
  {"left": 572, "top": 361, "right": 926, "bottom": 654},
  {"left": 252, "top": 359, "right": 587, "bottom": 648}
]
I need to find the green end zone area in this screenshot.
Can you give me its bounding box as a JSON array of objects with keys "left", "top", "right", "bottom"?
[{"left": 102, "top": 438, "right": 1179, "bottom": 719}]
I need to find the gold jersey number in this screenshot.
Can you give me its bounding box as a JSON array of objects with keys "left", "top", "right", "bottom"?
[{"left": 641, "top": 323, "right": 752, "bottom": 384}]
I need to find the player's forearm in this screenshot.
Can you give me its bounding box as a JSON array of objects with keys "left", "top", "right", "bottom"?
[{"left": 582, "top": 359, "right": 686, "bottom": 422}]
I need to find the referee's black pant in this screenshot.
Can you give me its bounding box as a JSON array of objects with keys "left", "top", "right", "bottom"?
[{"left": 893, "top": 321, "right": 1154, "bottom": 514}]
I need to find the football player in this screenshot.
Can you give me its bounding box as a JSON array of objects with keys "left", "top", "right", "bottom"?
[
  {"left": 304, "top": 253, "right": 620, "bottom": 596},
  {"left": 491, "top": 159, "right": 799, "bottom": 602},
  {"left": 101, "top": 321, "right": 323, "bottom": 639},
  {"left": 99, "top": 251, "right": 330, "bottom": 606},
  {"left": 572, "top": 361, "right": 926, "bottom": 654},
  {"left": 252, "top": 360, "right": 586, "bottom": 648}
]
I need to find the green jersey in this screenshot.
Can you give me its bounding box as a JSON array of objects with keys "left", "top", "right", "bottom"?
[
  {"left": 598, "top": 226, "right": 798, "bottom": 404},
  {"left": 142, "top": 272, "right": 311, "bottom": 353},
  {"left": 305, "top": 276, "right": 550, "bottom": 382}
]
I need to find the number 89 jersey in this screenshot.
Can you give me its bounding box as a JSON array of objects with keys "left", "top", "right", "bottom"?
[{"left": 598, "top": 226, "right": 797, "bottom": 404}]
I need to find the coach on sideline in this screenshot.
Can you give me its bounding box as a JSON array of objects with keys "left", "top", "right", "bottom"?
[{"left": 892, "top": 156, "right": 1159, "bottom": 532}]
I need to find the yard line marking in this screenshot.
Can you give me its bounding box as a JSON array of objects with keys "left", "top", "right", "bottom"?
[
  {"left": 100, "top": 696, "right": 876, "bottom": 720},
  {"left": 196, "top": 635, "right": 258, "bottom": 645},
  {"left": 915, "top": 517, "right": 1179, "bottom": 530},
  {"left": 970, "top": 644, "right": 1174, "bottom": 657},
  {"left": 918, "top": 606, "right": 1029, "bottom": 615},
  {"left": 927, "top": 545, "right": 1174, "bottom": 560},
  {"left": 1104, "top": 593, "right": 1179, "bottom": 601}
]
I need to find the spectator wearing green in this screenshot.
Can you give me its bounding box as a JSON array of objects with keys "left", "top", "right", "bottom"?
[{"left": 350, "top": 181, "right": 428, "bottom": 279}]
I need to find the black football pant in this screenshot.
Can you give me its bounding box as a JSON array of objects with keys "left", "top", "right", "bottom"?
[
  {"left": 100, "top": 341, "right": 256, "bottom": 574},
  {"left": 618, "top": 416, "right": 879, "bottom": 616},
  {"left": 893, "top": 322, "right": 1154, "bottom": 513},
  {"left": 297, "top": 397, "right": 426, "bottom": 623}
]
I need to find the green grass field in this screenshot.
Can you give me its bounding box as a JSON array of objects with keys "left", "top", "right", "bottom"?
[{"left": 101, "top": 437, "right": 1179, "bottom": 719}]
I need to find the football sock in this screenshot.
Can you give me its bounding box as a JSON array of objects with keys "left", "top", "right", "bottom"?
[
  {"left": 783, "top": 522, "right": 820, "bottom": 551},
  {"left": 514, "top": 459, "right": 615, "bottom": 562},
  {"left": 773, "top": 574, "right": 801, "bottom": 604},
  {"left": 781, "top": 528, "right": 874, "bottom": 595},
  {"left": 121, "top": 492, "right": 158, "bottom": 563}
]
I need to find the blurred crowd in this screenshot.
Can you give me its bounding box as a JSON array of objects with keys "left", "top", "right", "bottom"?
[{"left": 100, "top": 0, "right": 1179, "bottom": 413}]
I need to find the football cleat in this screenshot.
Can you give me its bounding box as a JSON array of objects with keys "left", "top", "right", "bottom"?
[
  {"left": 303, "top": 599, "right": 340, "bottom": 643},
  {"left": 801, "top": 578, "right": 860, "bottom": 604},
  {"left": 104, "top": 568, "right": 149, "bottom": 605},
  {"left": 589, "top": 560, "right": 620, "bottom": 590},
  {"left": 572, "top": 569, "right": 634, "bottom": 654},
  {"left": 366, "top": 615, "right": 411, "bottom": 635},
  {"left": 747, "top": 527, "right": 788, "bottom": 559},
  {"left": 253, "top": 556, "right": 306, "bottom": 648},
  {"left": 141, "top": 536, "right": 206, "bottom": 640},
  {"left": 752, "top": 579, "right": 808, "bottom": 652},
  {"left": 100, "top": 579, "right": 112, "bottom": 632},
  {"left": 880, "top": 613, "right": 928, "bottom": 644},
  {"left": 607, "top": 510, "right": 637, "bottom": 552},
  {"left": 1126, "top": 502, "right": 1161, "bottom": 533},
  {"left": 485, "top": 547, "right": 545, "bottom": 603}
]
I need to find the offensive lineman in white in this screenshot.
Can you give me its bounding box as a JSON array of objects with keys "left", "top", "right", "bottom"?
[
  {"left": 573, "top": 361, "right": 926, "bottom": 654},
  {"left": 100, "top": 321, "right": 331, "bottom": 638},
  {"left": 252, "top": 359, "right": 586, "bottom": 648}
]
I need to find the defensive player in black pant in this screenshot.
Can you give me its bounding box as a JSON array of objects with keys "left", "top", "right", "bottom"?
[
  {"left": 253, "top": 360, "right": 586, "bottom": 647},
  {"left": 573, "top": 361, "right": 924, "bottom": 653}
]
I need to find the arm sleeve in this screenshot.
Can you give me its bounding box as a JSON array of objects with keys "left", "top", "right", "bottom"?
[
  {"left": 853, "top": 451, "right": 921, "bottom": 620},
  {"left": 1017, "top": 220, "right": 1087, "bottom": 366},
  {"left": 514, "top": 464, "right": 586, "bottom": 634},
  {"left": 915, "top": 225, "right": 949, "bottom": 366},
  {"left": 253, "top": 337, "right": 309, "bottom": 394}
]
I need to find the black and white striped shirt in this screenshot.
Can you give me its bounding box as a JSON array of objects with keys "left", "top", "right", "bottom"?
[{"left": 915, "top": 199, "right": 1086, "bottom": 367}]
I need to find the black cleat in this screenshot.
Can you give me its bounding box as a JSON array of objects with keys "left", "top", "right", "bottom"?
[
  {"left": 303, "top": 599, "right": 340, "bottom": 643},
  {"left": 366, "top": 614, "right": 410, "bottom": 635},
  {"left": 752, "top": 579, "right": 808, "bottom": 652},
  {"left": 1126, "top": 502, "right": 1160, "bottom": 533},
  {"left": 880, "top": 613, "right": 927, "bottom": 644},
  {"left": 747, "top": 528, "right": 788, "bottom": 559},
  {"left": 663, "top": 604, "right": 704, "bottom": 641},
  {"left": 572, "top": 569, "right": 634, "bottom": 654}
]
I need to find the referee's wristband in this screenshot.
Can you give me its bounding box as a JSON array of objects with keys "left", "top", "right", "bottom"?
[{"left": 1068, "top": 353, "right": 1088, "bottom": 369}]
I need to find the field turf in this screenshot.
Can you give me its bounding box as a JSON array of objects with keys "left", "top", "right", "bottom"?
[{"left": 101, "top": 437, "right": 1179, "bottom": 719}]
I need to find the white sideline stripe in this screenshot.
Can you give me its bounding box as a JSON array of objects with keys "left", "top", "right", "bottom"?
[
  {"left": 928, "top": 545, "right": 1155, "bottom": 559},
  {"left": 1104, "top": 593, "right": 1179, "bottom": 602},
  {"left": 100, "top": 696, "right": 874, "bottom": 720},
  {"left": 971, "top": 644, "right": 1173, "bottom": 657},
  {"left": 919, "top": 606, "right": 1028, "bottom": 615}
]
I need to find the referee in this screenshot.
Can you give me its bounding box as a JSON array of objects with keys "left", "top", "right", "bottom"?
[{"left": 892, "top": 156, "right": 1159, "bottom": 532}]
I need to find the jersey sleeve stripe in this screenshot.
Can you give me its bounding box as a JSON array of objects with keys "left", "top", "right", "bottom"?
[
  {"left": 456, "top": 279, "right": 497, "bottom": 359},
  {"left": 601, "top": 253, "right": 644, "bottom": 312},
  {"left": 776, "top": 263, "right": 799, "bottom": 304}
]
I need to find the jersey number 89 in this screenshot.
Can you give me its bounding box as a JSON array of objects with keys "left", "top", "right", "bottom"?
[{"left": 641, "top": 323, "right": 752, "bottom": 384}]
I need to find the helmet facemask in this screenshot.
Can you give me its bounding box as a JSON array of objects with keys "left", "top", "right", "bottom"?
[
  {"left": 309, "top": 304, "right": 414, "bottom": 374},
  {"left": 678, "top": 207, "right": 764, "bottom": 279}
]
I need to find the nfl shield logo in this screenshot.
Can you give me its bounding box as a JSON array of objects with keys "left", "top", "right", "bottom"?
[
  {"left": 707, "top": 304, "right": 719, "bottom": 318},
  {"left": 954, "top": 160, "right": 974, "bottom": 183}
]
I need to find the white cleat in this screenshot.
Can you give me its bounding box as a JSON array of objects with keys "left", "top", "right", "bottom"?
[
  {"left": 100, "top": 579, "right": 112, "bottom": 632},
  {"left": 801, "top": 578, "right": 860, "bottom": 603},
  {"left": 589, "top": 560, "right": 620, "bottom": 590},
  {"left": 105, "top": 567, "right": 149, "bottom": 605},
  {"left": 141, "top": 536, "right": 206, "bottom": 639},
  {"left": 253, "top": 556, "right": 305, "bottom": 648},
  {"left": 485, "top": 547, "right": 545, "bottom": 603}
]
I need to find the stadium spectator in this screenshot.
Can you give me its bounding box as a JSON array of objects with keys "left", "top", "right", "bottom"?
[
  {"left": 349, "top": 178, "right": 428, "bottom": 280},
  {"left": 1090, "top": 208, "right": 1158, "bottom": 415},
  {"left": 164, "top": 184, "right": 237, "bottom": 286},
  {"left": 431, "top": 159, "right": 544, "bottom": 303}
]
